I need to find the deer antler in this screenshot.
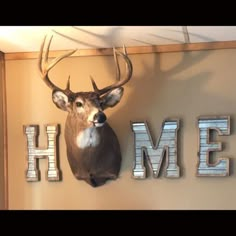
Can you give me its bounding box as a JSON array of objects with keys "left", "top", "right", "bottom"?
[
  {"left": 90, "top": 45, "right": 133, "bottom": 96},
  {"left": 38, "top": 35, "right": 77, "bottom": 92}
]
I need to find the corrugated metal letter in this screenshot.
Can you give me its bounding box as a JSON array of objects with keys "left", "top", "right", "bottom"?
[
  {"left": 197, "top": 116, "right": 230, "bottom": 176},
  {"left": 131, "top": 120, "right": 180, "bottom": 179},
  {"left": 23, "top": 124, "right": 61, "bottom": 181}
]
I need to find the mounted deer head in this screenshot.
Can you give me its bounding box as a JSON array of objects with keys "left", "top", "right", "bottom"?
[{"left": 38, "top": 36, "right": 133, "bottom": 187}]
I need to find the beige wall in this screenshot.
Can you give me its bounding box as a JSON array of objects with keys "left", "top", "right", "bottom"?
[
  {"left": 0, "top": 52, "right": 5, "bottom": 209},
  {"left": 5, "top": 48, "right": 236, "bottom": 209}
]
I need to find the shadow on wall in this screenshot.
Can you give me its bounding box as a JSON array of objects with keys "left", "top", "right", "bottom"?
[
  {"left": 107, "top": 46, "right": 215, "bottom": 177},
  {"left": 52, "top": 26, "right": 124, "bottom": 51}
]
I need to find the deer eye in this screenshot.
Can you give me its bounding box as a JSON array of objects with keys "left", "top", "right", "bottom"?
[{"left": 76, "top": 101, "right": 83, "bottom": 107}]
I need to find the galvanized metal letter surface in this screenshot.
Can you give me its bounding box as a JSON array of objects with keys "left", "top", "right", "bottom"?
[
  {"left": 23, "top": 124, "right": 61, "bottom": 181},
  {"left": 131, "top": 119, "right": 180, "bottom": 179},
  {"left": 197, "top": 116, "right": 230, "bottom": 176}
]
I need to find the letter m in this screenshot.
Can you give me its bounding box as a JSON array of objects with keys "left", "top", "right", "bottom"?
[{"left": 131, "top": 119, "right": 180, "bottom": 179}]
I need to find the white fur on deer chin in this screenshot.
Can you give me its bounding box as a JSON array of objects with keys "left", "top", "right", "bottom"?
[
  {"left": 94, "top": 122, "right": 104, "bottom": 127},
  {"left": 76, "top": 127, "right": 100, "bottom": 149}
]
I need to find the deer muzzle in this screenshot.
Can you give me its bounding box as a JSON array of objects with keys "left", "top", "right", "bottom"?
[{"left": 93, "top": 111, "right": 107, "bottom": 127}]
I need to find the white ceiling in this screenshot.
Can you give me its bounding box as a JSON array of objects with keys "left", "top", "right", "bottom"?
[{"left": 0, "top": 26, "right": 236, "bottom": 53}]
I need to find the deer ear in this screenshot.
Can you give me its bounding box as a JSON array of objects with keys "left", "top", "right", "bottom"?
[
  {"left": 100, "top": 87, "right": 124, "bottom": 110},
  {"left": 52, "top": 91, "right": 70, "bottom": 111}
]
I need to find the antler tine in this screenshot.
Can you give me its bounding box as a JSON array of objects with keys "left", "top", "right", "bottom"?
[
  {"left": 45, "top": 35, "right": 53, "bottom": 66},
  {"left": 113, "top": 47, "right": 120, "bottom": 81},
  {"left": 90, "top": 76, "right": 99, "bottom": 93},
  {"left": 91, "top": 46, "right": 133, "bottom": 96},
  {"left": 123, "top": 44, "right": 129, "bottom": 73},
  {"left": 38, "top": 35, "right": 47, "bottom": 77},
  {"left": 38, "top": 35, "right": 77, "bottom": 91},
  {"left": 47, "top": 47, "right": 77, "bottom": 72},
  {"left": 66, "top": 76, "right": 70, "bottom": 90},
  {"left": 116, "top": 46, "right": 133, "bottom": 85}
]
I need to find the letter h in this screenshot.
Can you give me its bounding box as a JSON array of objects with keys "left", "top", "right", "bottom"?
[{"left": 23, "top": 124, "right": 61, "bottom": 181}]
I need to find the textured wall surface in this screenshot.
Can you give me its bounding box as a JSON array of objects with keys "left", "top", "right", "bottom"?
[
  {"left": 5, "top": 49, "right": 236, "bottom": 209},
  {"left": 0, "top": 52, "right": 5, "bottom": 209}
]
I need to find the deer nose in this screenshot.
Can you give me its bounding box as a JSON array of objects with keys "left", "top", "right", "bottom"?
[{"left": 94, "top": 111, "right": 107, "bottom": 123}]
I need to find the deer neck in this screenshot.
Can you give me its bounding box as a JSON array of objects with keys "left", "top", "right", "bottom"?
[
  {"left": 65, "top": 114, "right": 106, "bottom": 149},
  {"left": 76, "top": 126, "right": 100, "bottom": 149}
]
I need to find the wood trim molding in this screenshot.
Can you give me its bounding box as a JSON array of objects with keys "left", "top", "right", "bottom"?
[
  {"left": 0, "top": 52, "right": 8, "bottom": 209},
  {"left": 4, "top": 40, "right": 236, "bottom": 61}
]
